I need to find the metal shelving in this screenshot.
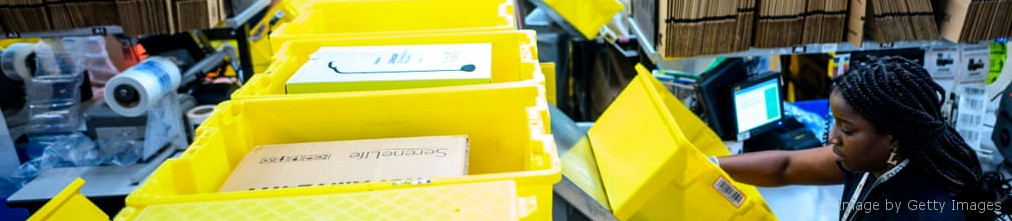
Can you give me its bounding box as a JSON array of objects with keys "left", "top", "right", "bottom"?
[
  {"left": 628, "top": 17, "right": 1006, "bottom": 72},
  {"left": 2, "top": 26, "right": 122, "bottom": 39}
]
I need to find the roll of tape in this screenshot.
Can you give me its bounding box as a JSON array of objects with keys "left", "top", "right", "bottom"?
[
  {"left": 104, "top": 57, "right": 181, "bottom": 117},
  {"left": 1, "top": 43, "right": 34, "bottom": 81},
  {"left": 186, "top": 105, "right": 216, "bottom": 127}
]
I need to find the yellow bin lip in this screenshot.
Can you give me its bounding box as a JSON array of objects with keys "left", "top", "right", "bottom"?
[
  {"left": 28, "top": 178, "right": 108, "bottom": 221},
  {"left": 236, "top": 30, "right": 543, "bottom": 101},
  {"left": 270, "top": 0, "right": 517, "bottom": 52},
  {"left": 116, "top": 180, "right": 524, "bottom": 220}
]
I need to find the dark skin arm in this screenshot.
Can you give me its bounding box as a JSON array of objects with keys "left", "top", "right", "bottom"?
[{"left": 718, "top": 146, "right": 845, "bottom": 186}]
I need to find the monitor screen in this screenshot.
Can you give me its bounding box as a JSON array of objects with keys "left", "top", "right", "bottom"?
[{"left": 733, "top": 77, "right": 782, "bottom": 134}]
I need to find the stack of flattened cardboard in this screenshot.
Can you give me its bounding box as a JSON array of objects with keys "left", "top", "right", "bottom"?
[
  {"left": 754, "top": 0, "right": 805, "bottom": 48},
  {"left": 699, "top": 0, "right": 738, "bottom": 55},
  {"left": 658, "top": 0, "right": 742, "bottom": 57},
  {"left": 48, "top": 1, "right": 120, "bottom": 30},
  {"left": 174, "top": 0, "right": 223, "bottom": 31},
  {"left": 801, "top": 0, "right": 847, "bottom": 44},
  {"left": 0, "top": 0, "right": 52, "bottom": 32},
  {"left": 117, "top": 0, "right": 174, "bottom": 36},
  {"left": 734, "top": 0, "right": 757, "bottom": 51},
  {"left": 0, "top": 0, "right": 222, "bottom": 35},
  {"left": 938, "top": 0, "right": 1012, "bottom": 42},
  {"left": 865, "top": 0, "right": 938, "bottom": 42},
  {"left": 660, "top": 0, "right": 703, "bottom": 57},
  {"left": 906, "top": 0, "right": 939, "bottom": 40}
]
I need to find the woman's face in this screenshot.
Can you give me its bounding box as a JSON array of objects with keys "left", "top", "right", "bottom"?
[{"left": 829, "top": 89, "right": 896, "bottom": 172}]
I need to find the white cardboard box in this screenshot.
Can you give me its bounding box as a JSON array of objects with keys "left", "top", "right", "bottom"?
[
  {"left": 286, "top": 43, "right": 493, "bottom": 94},
  {"left": 219, "top": 135, "right": 470, "bottom": 192}
]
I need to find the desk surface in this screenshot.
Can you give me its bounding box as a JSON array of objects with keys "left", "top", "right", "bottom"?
[{"left": 8, "top": 164, "right": 146, "bottom": 201}]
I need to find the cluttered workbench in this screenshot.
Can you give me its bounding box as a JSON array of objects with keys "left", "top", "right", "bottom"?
[{"left": 0, "top": 0, "right": 275, "bottom": 216}]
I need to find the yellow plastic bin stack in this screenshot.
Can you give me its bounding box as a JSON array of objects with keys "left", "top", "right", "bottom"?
[
  {"left": 587, "top": 64, "right": 777, "bottom": 220},
  {"left": 107, "top": 0, "right": 561, "bottom": 220},
  {"left": 123, "top": 83, "right": 558, "bottom": 220},
  {"left": 269, "top": 0, "right": 516, "bottom": 52}
]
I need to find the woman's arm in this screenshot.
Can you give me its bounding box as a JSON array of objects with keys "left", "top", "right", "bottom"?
[{"left": 718, "top": 146, "right": 845, "bottom": 186}]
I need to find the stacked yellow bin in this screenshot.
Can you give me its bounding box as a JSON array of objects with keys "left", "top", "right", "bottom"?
[
  {"left": 115, "top": 0, "right": 561, "bottom": 220},
  {"left": 269, "top": 0, "right": 516, "bottom": 52}
]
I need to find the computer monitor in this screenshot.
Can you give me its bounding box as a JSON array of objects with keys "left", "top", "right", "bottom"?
[
  {"left": 696, "top": 58, "right": 749, "bottom": 140},
  {"left": 732, "top": 73, "right": 783, "bottom": 140}
]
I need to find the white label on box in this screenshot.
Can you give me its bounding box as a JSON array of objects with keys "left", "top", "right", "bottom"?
[
  {"left": 219, "top": 135, "right": 469, "bottom": 192},
  {"left": 925, "top": 46, "right": 960, "bottom": 79},
  {"left": 287, "top": 43, "right": 493, "bottom": 85},
  {"left": 959, "top": 44, "right": 991, "bottom": 84},
  {"left": 713, "top": 176, "right": 745, "bottom": 208}
]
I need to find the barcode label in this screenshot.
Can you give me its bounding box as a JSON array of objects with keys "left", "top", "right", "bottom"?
[
  {"left": 958, "top": 114, "right": 983, "bottom": 127},
  {"left": 958, "top": 129, "right": 980, "bottom": 143},
  {"left": 967, "top": 99, "right": 984, "bottom": 111},
  {"left": 963, "top": 87, "right": 986, "bottom": 96},
  {"left": 713, "top": 176, "right": 745, "bottom": 207},
  {"left": 821, "top": 44, "right": 838, "bottom": 53}
]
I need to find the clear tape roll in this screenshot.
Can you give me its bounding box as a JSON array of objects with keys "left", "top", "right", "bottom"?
[
  {"left": 1, "top": 43, "right": 34, "bottom": 81},
  {"left": 186, "top": 105, "right": 216, "bottom": 127},
  {"left": 104, "top": 57, "right": 181, "bottom": 117}
]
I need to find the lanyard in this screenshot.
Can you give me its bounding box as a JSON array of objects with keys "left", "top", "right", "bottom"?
[{"left": 840, "top": 159, "right": 910, "bottom": 221}]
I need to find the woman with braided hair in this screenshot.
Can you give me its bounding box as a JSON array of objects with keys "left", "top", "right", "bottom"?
[{"left": 718, "top": 56, "right": 1012, "bottom": 220}]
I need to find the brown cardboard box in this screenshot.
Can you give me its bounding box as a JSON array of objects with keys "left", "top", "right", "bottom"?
[
  {"left": 219, "top": 135, "right": 470, "bottom": 192},
  {"left": 938, "top": 0, "right": 1011, "bottom": 42}
]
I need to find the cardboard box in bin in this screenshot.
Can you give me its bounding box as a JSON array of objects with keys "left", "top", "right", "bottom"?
[
  {"left": 219, "top": 135, "right": 470, "bottom": 192},
  {"left": 285, "top": 43, "right": 493, "bottom": 94}
]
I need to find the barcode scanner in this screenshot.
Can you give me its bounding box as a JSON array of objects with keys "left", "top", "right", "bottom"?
[{"left": 328, "top": 61, "right": 476, "bottom": 74}]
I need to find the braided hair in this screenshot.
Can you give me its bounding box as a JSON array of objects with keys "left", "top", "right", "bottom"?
[{"left": 834, "top": 56, "right": 1012, "bottom": 220}]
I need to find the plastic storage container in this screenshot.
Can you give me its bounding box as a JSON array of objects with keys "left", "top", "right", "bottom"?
[
  {"left": 269, "top": 0, "right": 516, "bottom": 52},
  {"left": 27, "top": 178, "right": 108, "bottom": 221},
  {"left": 116, "top": 181, "right": 524, "bottom": 220},
  {"left": 234, "top": 30, "right": 541, "bottom": 99},
  {"left": 587, "top": 64, "right": 776, "bottom": 220},
  {"left": 125, "top": 82, "right": 559, "bottom": 220}
]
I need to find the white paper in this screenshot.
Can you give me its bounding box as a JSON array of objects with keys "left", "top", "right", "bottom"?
[
  {"left": 958, "top": 44, "right": 991, "bottom": 84},
  {"left": 955, "top": 85, "right": 988, "bottom": 150},
  {"left": 924, "top": 46, "right": 961, "bottom": 80}
]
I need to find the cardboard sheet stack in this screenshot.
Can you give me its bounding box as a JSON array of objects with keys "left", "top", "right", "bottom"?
[
  {"left": 0, "top": 0, "right": 52, "bottom": 32},
  {"left": 173, "top": 0, "right": 225, "bottom": 31},
  {"left": 938, "top": 0, "right": 1012, "bottom": 42},
  {"left": 116, "top": 0, "right": 174, "bottom": 36},
  {"left": 117, "top": 0, "right": 225, "bottom": 35},
  {"left": 659, "top": 0, "right": 749, "bottom": 57},
  {"left": 754, "top": 0, "right": 805, "bottom": 48},
  {"left": 865, "top": 0, "right": 939, "bottom": 42},
  {"left": 48, "top": 1, "right": 120, "bottom": 30},
  {"left": 698, "top": 0, "right": 738, "bottom": 55},
  {"left": 0, "top": 0, "right": 223, "bottom": 35},
  {"left": 801, "top": 0, "right": 847, "bottom": 44},
  {"left": 734, "top": 0, "right": 757, "bottom": 51}
]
